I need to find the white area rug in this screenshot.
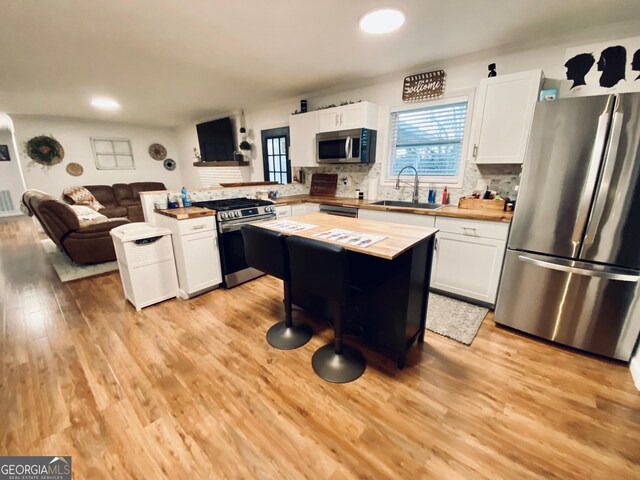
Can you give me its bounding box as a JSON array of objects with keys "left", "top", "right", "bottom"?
[
  {"left": 41, "top": 239, "right": 118, "bottom": 282},
  {"left": 426, "top": 293, "right": 489, "bottom": 345}
]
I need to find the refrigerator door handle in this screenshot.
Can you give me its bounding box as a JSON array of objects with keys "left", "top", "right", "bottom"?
[
  {"left": 583, "top": 98, "right": 624, "bottom": 248},
  {"left": 570, "top": 97, "right": 614, "bottom": 251},
  {"left": 518, "top": 255, "right": 639, "bottom": 282}
]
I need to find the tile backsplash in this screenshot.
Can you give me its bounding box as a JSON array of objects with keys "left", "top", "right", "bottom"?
[{"left": 298, "top": 162, "right": 522, "bottom": 203}]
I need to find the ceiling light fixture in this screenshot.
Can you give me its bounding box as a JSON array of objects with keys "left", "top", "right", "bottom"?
[
  {"left": 359, "top": 8, "right": 405, "bottom": 34},
  {"left": 91, "top": 97, "right": 121, "bottom": 110}
]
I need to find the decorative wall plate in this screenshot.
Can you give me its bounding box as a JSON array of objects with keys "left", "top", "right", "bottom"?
[
  {"left": 66, "top": 162, "right": 84, "bottom": 176},
  {"left": 25, "top": 135, "right": 65, "bottom": 166},
  {"left": 149, "top": 143, "right": 167, "bottom": 161},
  {"left": 163, "top": 158, "right": 176, "bottom": 171}
]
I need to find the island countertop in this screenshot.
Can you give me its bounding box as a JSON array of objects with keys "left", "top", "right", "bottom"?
[
  {"left": 154, "top": 207, "right": 216, "bottom": 219},
  {"left": 273, "top": 195, "right": 513, "bottom": 223},
  {"left": 257, "top": 212, "right": 438, "bottom": 260}
]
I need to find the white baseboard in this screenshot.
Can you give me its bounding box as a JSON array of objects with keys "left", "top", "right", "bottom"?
[{"left": 631, "top": 356, "right": 640, "bottom": 391}]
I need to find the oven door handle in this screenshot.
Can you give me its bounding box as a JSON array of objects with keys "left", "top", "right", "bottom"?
[{"left": 219, "top": 215, "right": 276, "bottom": 233}]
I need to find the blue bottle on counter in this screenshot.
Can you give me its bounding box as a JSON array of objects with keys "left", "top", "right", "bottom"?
[
  {"left": 427, "top": 185, "right": 436, "bottom": 203},
  {"left": 181, "top": 187, "right": 191, "bottom": 208}
]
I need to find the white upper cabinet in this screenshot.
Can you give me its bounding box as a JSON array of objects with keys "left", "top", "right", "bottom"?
[
  {"left": 289, "top": 111, "right": 319, "bottom": 167},
  {"left": 469, "top": 69, "right": 543, "bottom": 164},
  {"left": 317, "top": 101, "right": 378, "bottom": 132}
]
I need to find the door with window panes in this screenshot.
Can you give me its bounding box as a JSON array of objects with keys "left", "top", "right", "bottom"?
[{"left": 261, "top": 127, "right": 291, "bottom": 184}]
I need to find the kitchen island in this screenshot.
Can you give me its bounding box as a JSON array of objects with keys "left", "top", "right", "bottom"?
[{"left": 256, "top": 212, "right": 438, "bottom": 368}]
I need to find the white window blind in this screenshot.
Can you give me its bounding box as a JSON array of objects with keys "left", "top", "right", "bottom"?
[{"left": 388, "top": 101, "right": 468, "bottom": 177}]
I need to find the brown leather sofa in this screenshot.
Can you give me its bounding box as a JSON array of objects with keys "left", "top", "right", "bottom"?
[
  {"left": 23, "top": 190, "right": 130, "bottom": 265},
  {"left": 64, "top": 182, "right": 166, "bottom": 222}
]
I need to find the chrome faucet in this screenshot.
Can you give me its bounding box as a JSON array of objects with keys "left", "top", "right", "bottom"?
[{"left": 395, "top": 166, "right": 420, "bottom": 203}]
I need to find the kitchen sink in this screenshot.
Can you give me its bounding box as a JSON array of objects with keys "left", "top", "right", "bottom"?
[{"left": 371, "top": 200, "right": 444, "bottom": 210}]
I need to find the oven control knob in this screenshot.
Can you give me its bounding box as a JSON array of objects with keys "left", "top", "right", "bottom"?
[
  {"left": 221, "top": 212, "right": 228, "bottom": 219},
  {"left": 266, "top": 206, "right": 274, "bottom": 213},
  {"left": 234, "top": 211, "right": 240, "bottom": 218}
]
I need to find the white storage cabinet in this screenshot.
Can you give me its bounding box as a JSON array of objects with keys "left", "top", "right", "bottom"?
[
  {"left": 275, "top": 205, "right": 292, "bottom": 218},
  {"left": 155, "top": 214, "right": 222, "bottom": 299},
  {"left": 469, "top": 69, "right": 543, "bottom": 164},
  {"left": 290, "top": 111, "right": 319, "bottom": 167},
  {"left": 110, "top": 223, "right": 179, "bottom": 311},
  {"left": 317, "top": 101, "right": 378, "bottom": 132},
  {"left": 430, "top": 217, "right": 509, "bottom": 305}
]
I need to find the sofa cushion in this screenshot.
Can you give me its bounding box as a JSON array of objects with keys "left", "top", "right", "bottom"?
[
  {"left": 100, "top": 206, "right": 128, "bottom": 218},
  {"left": 84, "top": 185, "right": 117, "bottom": 206},
  {"left": 130, "top": 182, "right": 166, "bottom": 199},
  {"left": 113, "top": 183, "right": 134, "bottom": 203}
]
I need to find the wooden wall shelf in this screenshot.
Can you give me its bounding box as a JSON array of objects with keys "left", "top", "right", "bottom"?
[{"left": 193, "top": 161, "right": 250, "bottom": 167}]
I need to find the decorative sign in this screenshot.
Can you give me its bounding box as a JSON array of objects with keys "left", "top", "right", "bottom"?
[
  {"left": 402, "top": 70, "right": 446, "bottom": 102},
  {"left": 564, "top": 36, "right": 640, "bottom": 96}
]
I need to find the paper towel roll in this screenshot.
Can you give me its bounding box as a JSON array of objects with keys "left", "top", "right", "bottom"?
[{"left": 367, "top": 177, "right": 378, "bottom": 200}]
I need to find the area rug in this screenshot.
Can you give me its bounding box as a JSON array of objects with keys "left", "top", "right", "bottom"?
[
  {"left": 41, "top": 239, "right": 118, "bottom": 282},
  {"left": 426, "top": 293, "right": 489, "bottom": 345}
]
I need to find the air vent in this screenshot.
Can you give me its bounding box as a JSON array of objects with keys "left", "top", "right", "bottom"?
[{"left": 0, "top": 190, "right": 15, "bottom": 212}]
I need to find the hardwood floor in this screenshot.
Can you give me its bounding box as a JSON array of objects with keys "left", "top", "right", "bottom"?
[{"left": 1, "top": 215, "right": 639, "bottom": 479}]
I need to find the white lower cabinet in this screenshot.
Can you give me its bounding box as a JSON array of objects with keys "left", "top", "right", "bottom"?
[
  {"left": 431, "top": 217, "right": 508, "bottom": 305},
  {"left": 155, "top": 214, "right": 222, "bottom": 299},
  {"left": 275, "top": 205, "right": 291, "bottom": 218},
  {"left": 290, "top": 202, "right": 321, "bottom": 215}
]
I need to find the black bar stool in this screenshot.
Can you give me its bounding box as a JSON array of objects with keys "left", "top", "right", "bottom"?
[
  {"left": 286, "top": 236, "right": 366, "bottom": 383},
  {"left": 241, "top": 224, "right": 313, "bottom": 350}
]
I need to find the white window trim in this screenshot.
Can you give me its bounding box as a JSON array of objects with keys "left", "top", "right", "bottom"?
[
  {"left": 380, "top": 88, "right": 475, "bottom": 188},
  {"left": 91, "top": 137, "right": 136, "bottom": 170}
]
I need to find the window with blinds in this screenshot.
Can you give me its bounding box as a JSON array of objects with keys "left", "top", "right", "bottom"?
[{"left": 388, "top": 101, "right": 468, "bottom": 178}]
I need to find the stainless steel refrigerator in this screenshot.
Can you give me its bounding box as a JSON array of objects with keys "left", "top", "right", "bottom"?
[{"left": 494, "top": 93, "right": 640, "bottom": 361}]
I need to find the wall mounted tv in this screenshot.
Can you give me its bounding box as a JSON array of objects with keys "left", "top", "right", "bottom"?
[{"left": 196, "top": 117, "right": 236, "bottom": 161}]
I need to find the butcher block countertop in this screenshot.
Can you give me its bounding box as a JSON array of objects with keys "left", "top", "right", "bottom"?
[
  {"left": 257, "top": 212, "right": 438, "bottom": 260},
  {"left": 273, "top": 195, "right": 513, "bottom": 223},
  {"left": 154, "top": 207, "right": 215, "bottom": 219}
]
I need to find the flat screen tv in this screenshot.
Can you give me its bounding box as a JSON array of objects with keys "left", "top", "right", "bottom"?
[{"left": 196, "top": 117, "right": 235, "bottom": 161}]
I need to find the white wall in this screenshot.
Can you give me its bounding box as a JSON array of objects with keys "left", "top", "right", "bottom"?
[
  {"left": 12, "top": 115, "right": 183, "bottom": 196},
  {"left": 0, "top": 114, "right": 27, "bottom": 215},
  {"left": 174, "top": 21, "right": 640, "bottom": 200}
]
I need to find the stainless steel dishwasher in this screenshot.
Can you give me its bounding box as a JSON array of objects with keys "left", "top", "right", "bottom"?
[{"left": 318, "top": 204, "right": 358, "bottom": 218}]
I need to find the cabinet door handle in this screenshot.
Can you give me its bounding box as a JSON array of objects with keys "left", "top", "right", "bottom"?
[
  {"left": 335, "top": 115, "right": 339, "bottom": 126},
  {"left": 340, "top": 113, "right": 344, "bottom": 125},
  {"left": 434, "top": 237, "right": 438, "bottom": 250},
  {"left": 472, "top": 144, "right": 478, "bottom": 157},
  {"left": 462, "top": 226, "right": 477, "bottom": 235},
  {"left": 192, "top": 225, "right": 206, "bottom": 230}
]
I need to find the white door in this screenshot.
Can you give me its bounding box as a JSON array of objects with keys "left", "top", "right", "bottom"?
[
  {"left": 291, "top": 204, "right": 306, "bottom": 216},
  {"left": 182, "top": 231, "right": 222, "bottom": 292},
  {"left": 304, "top": 203, "right": 320, "bottom": 213},
  {"left": 470, "top": 69, "right": 542, "bottom": 164},
  {"left": 431, "top": 232, "right": 505, "bottom": 304}
]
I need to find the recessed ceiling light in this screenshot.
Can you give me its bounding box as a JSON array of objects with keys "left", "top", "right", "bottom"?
[
  {"left": 91, "top": 97, "right": 121, "bottom": 110},
  {"left": 359, "top": 8, "right": 405, "bottom": 34}
]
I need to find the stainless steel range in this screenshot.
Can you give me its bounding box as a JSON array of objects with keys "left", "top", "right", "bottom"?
[{"left": 194, "top": 197, "right": 276, "bottom": 287}]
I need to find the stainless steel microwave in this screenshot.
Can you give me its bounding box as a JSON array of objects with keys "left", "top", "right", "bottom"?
[{"left": 316, "top": 128, "right": 377, "bottom": 164}]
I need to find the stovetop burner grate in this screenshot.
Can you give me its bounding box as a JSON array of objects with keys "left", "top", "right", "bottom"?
[{"left": 194, "top": 197, "right": 273, "bottom": 211}]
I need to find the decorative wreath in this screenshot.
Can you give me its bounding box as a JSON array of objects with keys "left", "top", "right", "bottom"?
[
  {"left": 25, "top": 135, "right": 64, "bottom": 166},
  {"left": 148, "top": 143, "right": 167, "bottom": 161}
]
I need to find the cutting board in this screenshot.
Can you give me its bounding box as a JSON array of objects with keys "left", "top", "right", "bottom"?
[
  {"left": 458, "top": 198, "right": 506, "bottom": 211},
  {"left": 310, "top": 173, "right": 338, "bottom": 196}
]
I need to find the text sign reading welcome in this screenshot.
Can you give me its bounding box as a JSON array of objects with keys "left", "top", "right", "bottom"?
[{"left": 402, "top": 70, "right": 446, "bottom": 102}]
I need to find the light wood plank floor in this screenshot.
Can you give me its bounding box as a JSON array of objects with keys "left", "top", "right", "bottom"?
[{"left": 1, "top": 216, "right": 639, "bottom": 479}]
